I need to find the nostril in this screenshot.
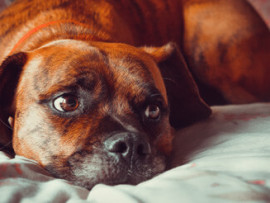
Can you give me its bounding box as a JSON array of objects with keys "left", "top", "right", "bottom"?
[
  {"left": 115, "top": 141, "right": 128, "bottom": 153},
  {"left": 137, "top": 143, "right": 151, "bottom": 156},
  {"left": 137, "top": 144, "right": 145, "bottom": 156},
  {"left": 105, "top": 133, "right": 151, "bottom": 160},
  {"left": 106, "top": 140, "right": 128, "bottom": 154}
]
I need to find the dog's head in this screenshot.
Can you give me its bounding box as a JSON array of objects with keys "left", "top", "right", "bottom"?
[{"left": 0, "top": 39, "right": 210, "bottom": 189}]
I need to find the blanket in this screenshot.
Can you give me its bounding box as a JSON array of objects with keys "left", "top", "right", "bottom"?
[{"left": 1, "top": 103, "right": 270, "bottom": 202}]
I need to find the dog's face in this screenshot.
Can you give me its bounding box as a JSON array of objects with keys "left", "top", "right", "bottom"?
[
  {"left": 0, "top": 40, "right": 210, "bottom": 189},
  {"left": 13, "top": 40, "right": 172, "bottom": 189}
]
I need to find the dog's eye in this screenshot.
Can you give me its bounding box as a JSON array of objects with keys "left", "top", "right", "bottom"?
[
  {"left": 145, "top": 104, "right": 160, "bottom": 120},
  {"left": 53, "top": 94, "right": 79, "bottom": 112}
]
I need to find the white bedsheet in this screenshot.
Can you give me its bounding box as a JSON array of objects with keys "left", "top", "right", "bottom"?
[{"left": 1, "top": 103, "right": 270, "bottom": 202}]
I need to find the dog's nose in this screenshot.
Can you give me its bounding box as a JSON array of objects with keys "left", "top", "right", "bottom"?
[{"left": 104, "top": 133, "right": 151, "bottom": 161}]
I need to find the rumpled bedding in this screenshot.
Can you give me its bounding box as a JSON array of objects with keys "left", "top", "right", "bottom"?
[{"left": 1, "top": 103, "right": 270, "bottom": 202}]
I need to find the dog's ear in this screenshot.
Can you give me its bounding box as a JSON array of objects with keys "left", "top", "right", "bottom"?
[
  {"left": 142, "top": 43, "right": 211, "bottom": 128},
  {"left": 0, "top": 52, "right": 27, "bottom": 155}
]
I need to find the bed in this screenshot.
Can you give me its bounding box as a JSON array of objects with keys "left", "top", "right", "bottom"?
[
  {"left": 1, "top": 103, "right": 270, "bottom": 202},
  {"left": 1, "top": 0, "right": 270, "bottom": 202}
]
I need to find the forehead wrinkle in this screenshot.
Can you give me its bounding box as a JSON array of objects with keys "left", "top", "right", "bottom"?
[
  {"left": 33, "top": 39, "right": 106, "bottom": 74},
  {"left": 107, "top": 52, "right": 167, "bottom": 105},
  {"left": 102, "top": 102, "right": 140, "bottom": 133},
  {"left": 30, "top": 47, "right": 108, "bottom": 98},
  {"left": 115, "top": 55, "right": 152, "bottom": 80},
  {"left": 107, "top": 56, "right": 153, "bottom": 96},
  {"left": 141, "top": 59, "right": 168, "bottom": 104},
  {"left": 37, "top": 71, "right": 104, "bottom": 103},
  {"left": 112, "top": 114, "right": 139, "bottom": 133}
]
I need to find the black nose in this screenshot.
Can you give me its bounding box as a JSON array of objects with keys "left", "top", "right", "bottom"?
[{"left": 104, "top": 132, "right": 151, "bottom": 162}]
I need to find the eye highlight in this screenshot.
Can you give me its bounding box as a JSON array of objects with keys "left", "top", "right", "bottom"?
[
  {"left": 53, "top": 94, "right": 79, "bottom": 112},
  {"left": 145, "top": 104, "right": 161, "bottom": 120}
]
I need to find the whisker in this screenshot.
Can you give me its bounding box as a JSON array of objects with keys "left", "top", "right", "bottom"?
[
  {"left": 0, "top": 118, "right": 13, "bottom": 131},
  {"left": 163, "top": 77, "right": 177, "bottom": 84},
  {"left": 0, "top": 140, "right": 13, "bottom": 153},
  {"left": 0, "top": 140, "right": 12, "bottom": 148}
]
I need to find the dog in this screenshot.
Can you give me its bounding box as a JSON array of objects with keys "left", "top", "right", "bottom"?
[{"left": 0, "top": 0, "right": 269, "bottom": 190}]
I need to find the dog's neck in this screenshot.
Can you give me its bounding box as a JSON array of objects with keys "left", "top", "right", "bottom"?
[{"left": 9, "top": 20, "right": 112, "bottom": 56}]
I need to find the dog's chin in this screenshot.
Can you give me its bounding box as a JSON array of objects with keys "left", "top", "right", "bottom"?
[
  {"left": 45, "top": 152, "right": 166, "bottom": 190},
  {"left": 73, "top": 157, "right": 166, "bottom": 190},
  {"left": 75, "top": 168, "right": 165, "bottom": 190},
  {"left": 73, "top": 169, "right": 161, "bottom": 190}
]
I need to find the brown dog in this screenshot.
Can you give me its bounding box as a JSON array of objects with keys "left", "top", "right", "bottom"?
[{"left": 0, "top": 0, "right": 269, "bottom": 190}]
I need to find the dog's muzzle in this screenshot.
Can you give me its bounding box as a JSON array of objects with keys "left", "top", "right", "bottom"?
[{"left": 104, "top": 132, "right": 151, "bottom": 165}]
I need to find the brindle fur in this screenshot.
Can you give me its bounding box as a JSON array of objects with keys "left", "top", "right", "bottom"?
[{"left": 0, "top": 0, "right": 269, "bottom": 189}]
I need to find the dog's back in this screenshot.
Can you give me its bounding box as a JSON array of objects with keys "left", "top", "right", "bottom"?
[{"left": 0, "top": 0, "right": 183, "bottom": 61}]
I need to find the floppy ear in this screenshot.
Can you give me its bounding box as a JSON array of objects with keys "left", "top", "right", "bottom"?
[
  {"left": 142, "top": 43, "right": 211, "bottom": 128},
  {"left": 0, "top": 52, "right": 27, "bottom": 155}
]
